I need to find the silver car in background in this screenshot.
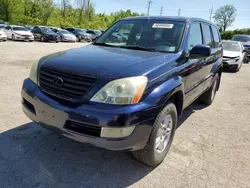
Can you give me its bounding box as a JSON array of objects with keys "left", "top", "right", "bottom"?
[
  {"left": 222, "top": 40, "right": 245, "bottom": 72},
  {"left": 5, "top": 25, "right": 34, "bottom": 42},
  {"left": 0, "top": 24, "right": 7, "bottom": 41},
  {"left": 51, "top": 28, "right": 77, "bottom": 42}
]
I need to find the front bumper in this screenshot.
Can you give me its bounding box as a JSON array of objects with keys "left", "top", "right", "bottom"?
[
  {"left": 15, "top": 36, "right": 34, "bottom": 41},
  {"left": 0, "top": 36, "right": 7, "bottom": 40},
  {"left": 21, "top": 79, "right": 158, "bottom": 151},
  {"left": 61, "top": 38, "right": 76, "bottom": 42},
  {"left": 44, "top": 36, "right": 60, "bottom": 42}
]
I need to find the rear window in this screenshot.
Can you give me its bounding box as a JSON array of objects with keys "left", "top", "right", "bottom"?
[
  {"left": 201, "top": 24, "right": 213, "bottom": 47},
  {"left": 211, "top": 26, "right": 221, "bottom": 48}
]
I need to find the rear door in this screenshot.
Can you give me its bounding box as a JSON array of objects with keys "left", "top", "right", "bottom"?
[{"left": 202, "top": 23, "right": 222, "bottom": 89}]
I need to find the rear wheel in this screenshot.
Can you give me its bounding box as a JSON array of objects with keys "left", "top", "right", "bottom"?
[
  {"left": 199, "top": 74, "right": 219, "bottom": 105},
  {"left": 132, "top": 102, "right": 177, "bottom": 166}
]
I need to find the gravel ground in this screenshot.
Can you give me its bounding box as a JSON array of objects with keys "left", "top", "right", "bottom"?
[{"left": 0, "top": 41, "right": 249, "bottom": 188}]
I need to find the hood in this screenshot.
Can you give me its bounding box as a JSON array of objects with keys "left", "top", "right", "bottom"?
[
  {"left": 223, "top": 50, "right": 241, "bottom": 58},
  {"left": 242, "top": 42, "right": 250, "bottom": 48},
  {"left": 62, "top": 33, "right": 76, "bottom": 38},
  {"left": 40, "top": 44, "right": 179, "bottom": 80},
  {"left": 0, "top": 30, "right": 6, "bottom": 34},
  {"left": 78, "top": 32, "right": 91, "bottom": 37},
  {"left": 13, "top": 30, "right": 32, "bottom": 35}
]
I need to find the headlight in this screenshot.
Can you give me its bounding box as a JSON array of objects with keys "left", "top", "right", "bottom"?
[
  {"left": 235, "top": 56, "right": 240, "bottom": 61},
  {"left": 90, "top": 76, "right": 147, "bottom": 105},
  {"left": 14, "top": 32, "right": 21, "bottom": 36},
  {"left": 29, "top": 60, "right": 39, "bottom": 84}
]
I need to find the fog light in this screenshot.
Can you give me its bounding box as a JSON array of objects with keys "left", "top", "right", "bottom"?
[{"left": 101, "top": 126, "right": 135, "bottom": 138}]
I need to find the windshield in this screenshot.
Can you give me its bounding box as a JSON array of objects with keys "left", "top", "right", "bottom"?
[
  {"left": 12, "top": 26, "right": 27, "bottom": 31},
  {"left": 59, "top": 29, "right": 71, "bottom": 34},
  {"left": 222, "top": 41, "right": 240, "bottom": 52},
  {"left": 94, "top": 20, "right": 186, "bottom": 53},
  {"left": 94, "top": 30, "right": 102, "bottom": 35},
  {"left": 41, "top": 27, "right": 53, "bottom": 33},
  {"left": 25, "top": 26, "right": 33, "bottom": 30},
  {"left": 0, "top": 25, "right": 5, "bottom": 29},
  {"left": 232, "top": 35, "right": 250, "bottom": 42}
]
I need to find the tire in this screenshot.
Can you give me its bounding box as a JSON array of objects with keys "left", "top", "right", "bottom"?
[
  {"left": 132, "top": 102, "right": 177, "bottom": 166},
  {"left": 77, "top": 36, "right": 81, "bottom": 42},
  {"left": 243, "top": 54, "right": 249, "bottom": 64},
  {"left": 199, "top": 74, "right": 219, "bottom": 105},
  {"left": 236, "top": 63, "right": 242, "bottom": 72},
  {"left": 12, "top": 34, "right": 15, "bottom": 41},
  {"left": 40, "top": 36, "right": 45, "bottom": 42}
]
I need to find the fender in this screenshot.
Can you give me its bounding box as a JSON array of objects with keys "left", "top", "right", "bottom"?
[
  {"left": 211, "top": 58, "right": 223, "bottom": 76},
  {"left": 143, "top": 76, "right": 184, "bottom": 109}
]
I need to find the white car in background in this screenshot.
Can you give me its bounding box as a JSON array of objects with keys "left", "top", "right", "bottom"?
[
  {"left": 222, "top": 40, "right": 245, "bottom": 72},
  {"left": 5, "top": 25, "right": 34, "bottom": 42},
  {"left": 0, "top": 24, "right": 7, "bottom": 41}
]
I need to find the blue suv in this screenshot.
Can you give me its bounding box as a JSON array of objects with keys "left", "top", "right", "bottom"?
[{"left": 21, "top": 16, "right": 223, "bottom": 166}]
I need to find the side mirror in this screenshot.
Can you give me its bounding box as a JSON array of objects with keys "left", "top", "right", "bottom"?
[{"left": 189, "top": 44, "right": 211, "bottom": 59}]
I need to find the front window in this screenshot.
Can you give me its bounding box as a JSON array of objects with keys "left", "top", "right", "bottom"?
[
  {"left": 59, "top": 29, "right": 71, "bottom": 34},
  {"left": 75, "top": 29, "right": 86, "bottom": 33},
  {"left": 94, "top": 20, "right": 186, "bottom": 53},
  {"left": 12, "top": 26, "right": 27, "bottom": 31},
  {"left": 222, "top": 41, "right": 240, "bottom": 52},
  {"left": 232, "top": 35, "right": 250, "bottom": 42}
]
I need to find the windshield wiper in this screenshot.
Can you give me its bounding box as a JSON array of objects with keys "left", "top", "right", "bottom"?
[
  {"left": 93, "top": 43, "right": 118, "bottom": 47},
  {"left": 120, "top": 45, "right": 156, "bottom": 52}
]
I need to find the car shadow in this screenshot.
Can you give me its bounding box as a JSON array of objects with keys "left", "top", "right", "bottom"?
[
  {"left": 177, "top": 101, "right": 207, "bottom": 128},
  {"left": 0, "top": 101, "right": 207, "bottom": 187},
  {"left": 0, "top": 122, "right": 155, "bottom": 188}
]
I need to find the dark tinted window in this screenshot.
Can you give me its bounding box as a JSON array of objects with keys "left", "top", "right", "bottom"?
[
  {"left": 232, "top": 35, "right": 250, "bottom": 42},
  {"left": 202, "top": 24, "right": 213, "bottom": 47},
  {"left": 187, "top": 22, "right": 202, "bottom": 51},
  {"left": 211, "top": 26, "right": 220, "bottom": 47}
]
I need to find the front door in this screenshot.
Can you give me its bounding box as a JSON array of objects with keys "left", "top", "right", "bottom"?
[{"left": 182, "top": 22, "right": 207, "bottom": 107}]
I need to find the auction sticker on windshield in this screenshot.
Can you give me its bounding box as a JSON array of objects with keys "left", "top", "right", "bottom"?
[{"left": 152, "top": 23, "right": 174, "bottom": 29}]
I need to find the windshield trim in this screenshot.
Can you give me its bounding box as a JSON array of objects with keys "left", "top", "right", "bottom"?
[{"left": 94, "top": 19, "right": 186, "bottom": 53}]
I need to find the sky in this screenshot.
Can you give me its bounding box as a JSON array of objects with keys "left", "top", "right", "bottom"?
[{"left": 90, "top": 0, "right": 250, "bottom": 30}]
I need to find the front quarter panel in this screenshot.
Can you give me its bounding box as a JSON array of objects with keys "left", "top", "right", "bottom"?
[{"left": 143, "top": 76, "right": 184, "bottom": 108}]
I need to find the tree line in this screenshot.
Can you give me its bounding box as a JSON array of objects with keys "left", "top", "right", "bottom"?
[
  {"left": 0, "top": 1, "right": 249, "bottom": 38},
  {"left": 0, "top": 0, "right": 141, "bottom": 29}
]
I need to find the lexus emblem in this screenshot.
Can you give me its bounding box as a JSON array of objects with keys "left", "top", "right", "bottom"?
[{"left": 53, "top": 77, "right": 64, "bottom": 87}]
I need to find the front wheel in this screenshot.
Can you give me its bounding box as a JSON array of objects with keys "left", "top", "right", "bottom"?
[
  {"left": 132, "top": 102, "right": 177, "bottom": 166},
  {"left": 40, "top": 36, "right": 45, "bottom": 42},
  {"left": 77, "top": 36, "right": 81, "bottom": 42},
  {"left": 199, "top": 74, "right": 219, "bottom": 105},
  {"left": 12, "top": 34, "right": 15, "bottom": 41}
]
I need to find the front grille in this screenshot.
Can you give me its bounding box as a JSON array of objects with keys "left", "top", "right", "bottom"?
[
  {"left": 21, "top": 35, "right": 30, "bottom": 38},
  {"left": 39, "top": 66, "right": 97, "bottom": 102},
  {"left": 64, "top": 121, "right": 101, "bottom": 137}
]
